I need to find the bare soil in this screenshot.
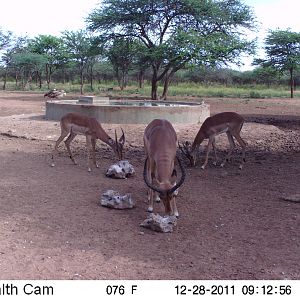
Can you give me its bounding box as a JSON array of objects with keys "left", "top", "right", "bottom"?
[{"left": 0, "top": 91, "right": 299, "bottom": 280}]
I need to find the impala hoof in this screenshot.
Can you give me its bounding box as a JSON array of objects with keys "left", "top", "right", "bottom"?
[
  {"left": 88, "top": 168, "right": 92, "bottom": 172},
  {"left": 147, "top": 207, "right": 153, "bottom": 213},
  {"left": 201, "top": 165, "right": 205, "bottom": 170},
  {"left": 51, "top": 163, "right": 55, "bottom": 167}
]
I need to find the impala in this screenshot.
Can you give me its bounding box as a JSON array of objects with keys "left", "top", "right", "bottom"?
[
  {"left": 179, "top": 112, "right": 246, "bottom": 169},
  {"left": 51, "top": 112, "right": 125, "bottom": 172},
  {"left": 143, "top": 119, "right": 185, "bottom": 217}
]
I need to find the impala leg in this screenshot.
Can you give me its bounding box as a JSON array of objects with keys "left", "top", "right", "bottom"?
[
  {"left": 170, "top": 196, "right": 179, "bottom": 218},
  {"left": 51, "top": 130, "right": 69, "bottom": 167},
  {"left": 155, "top": 193, "right": 161, "bottom": 203},
  {"left": 233, "top": 133, "right": 247, "bottom": 169},
  {"left": 201, "top": 137, "right": 214, "bottom": 169},
  {"left": 85, "top": 135, "right": 93, "bottom": 172},
  {"left": 161, "top": 196, "right": 171, "bottom": 216},
  {"left": 91, "top": 138, "right": 99, "bottom": 168},
  {"left": 147, "top": 189, "right": 154, "bottom": 213},
  {"left": 147, "top": 160, "right": 154, "bottom": 213},
  {"left": 221, "top": 132, "right": 235, "bottom": 167},
  {"left": 212, "top": 138, "right": 218, "bottom": 166},
  {"left": 64, "top": 132, "right": 78, "bottom": 166}
]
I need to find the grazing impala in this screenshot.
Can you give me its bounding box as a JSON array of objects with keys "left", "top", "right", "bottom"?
[
  {"left": 143, "top": 119, "right": 186, "bottom": 217},
  {"left": 179, "top": 112, "right": 246, "bottom": 170},
  {"left": 51, "top": 112, "right": 125, "bottom": 172}
]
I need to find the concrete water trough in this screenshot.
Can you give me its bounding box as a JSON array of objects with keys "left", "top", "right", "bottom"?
[{"left": 45, "top": 96, "right": 210, "bottom": 124}]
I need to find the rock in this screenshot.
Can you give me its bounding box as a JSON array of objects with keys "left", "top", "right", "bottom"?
[
  {"left": 100, "top": 190, "right": 135, "bottom": 209},
  {"left": 280, "top": 194, "right": 300, "bottom": 203},
  {"left": 106, "top": 160, "right": 135, "bottom": 179},
  {"left": 140, "top": 213, "right": 177, "bottom": 233}
]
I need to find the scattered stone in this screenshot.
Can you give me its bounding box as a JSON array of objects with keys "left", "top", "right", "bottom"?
[
  {"left": 220, "top": 170, "right": 229, "bottom": 178},
  {"left": 106, "top": 160, "right": 135, "bottom": 179},
  {"left": 140, "top": 213, "right": 177, "bottom": 233},
  {"left": 280, "top": 194, "right": 300, "bottom": 203},
  {"left": 100, "top": 190, "right": 135, "bottom": 209}
]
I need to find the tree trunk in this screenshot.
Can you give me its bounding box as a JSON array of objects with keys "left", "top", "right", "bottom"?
[
  {"left": 2, "top": 68, "right": 7, "bottom": 90},
  {"left": 290, "top": 68, "right": 294, "bottom": 98},
  {"left": 138, "top": 69, "right": 145, "bottom": 89},
  {"left": 38, "top": 71, "right": 42, "bottom": 89},
  {"left": 121, "top": 71, "right": 127, "bottom": 90},
  {"left": 15, "top": 72, "right": 18, "bottom": 89},
  {"left": 80, "top": 61, "right": 84, "bottom": 95},
  {"left": 151, "top": 66, "right": 159, "bottom": 100},
  {"left": 46, "top": 64, "right": 50, "bottom": 89},
  {"left": 161, "top": 71, "right": 174, "bottom": 100},
  {"left": 90, "top": 64, "right": 94, "bottom": 91}
]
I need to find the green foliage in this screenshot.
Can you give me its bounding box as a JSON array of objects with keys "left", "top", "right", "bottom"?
[
  {"left": 0, "top": 28, "right": 13, "bottom": 50},
  {"left": 87, "top": 0, "right": 257, "bottom": 99},
  {"left": 27, "top": 35, "right": 68, "bottom": 87},
  {"left": 12, "top": 52, "right": 47, "bottom": 66},
  {"left": 264, "top": 30, "right": 300, "bottom": 71},
  {"left": 254, "top": 29, "right": 300, "bottom": 98},
  {"left": 61, "top": 30, "right": 102, "bottom": 94},
  {"left": 107, "top": 37, "right": 139, "bottom": 89}
]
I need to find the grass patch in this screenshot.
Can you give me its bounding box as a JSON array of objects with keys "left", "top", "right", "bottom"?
[{"left": 1, "top": 80, "right": 299, "bottom": 99}]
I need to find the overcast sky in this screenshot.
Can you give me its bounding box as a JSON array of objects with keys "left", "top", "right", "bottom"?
[
  {"left": 1, "top": 0, "right": 299, "bottom": 70},
  {"left": 0, "top": 0, "right": 100, "bottom": 37}
]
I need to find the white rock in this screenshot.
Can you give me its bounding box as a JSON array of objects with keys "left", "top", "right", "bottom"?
[
  {"left": 106, "top": 160, "right": 135, "bottom": 179},
  {"left": 140, "top": 213, "right": 177, "bottom": 233},
  {"left": 100, "top": 190, "right": 135, "bottom": 209}
]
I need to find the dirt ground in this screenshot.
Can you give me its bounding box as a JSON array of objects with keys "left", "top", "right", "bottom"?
[{"left": 0, "top": 91, "right": 299, "bottom": 280}]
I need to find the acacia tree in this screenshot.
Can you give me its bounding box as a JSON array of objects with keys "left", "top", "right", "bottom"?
[
  {"left": 11, "top": 52, "right": 47, "bottom": 89},
  {"left": 254, "top": 30, "right": 300, "bottom": 98},
  {"left": 0, "top": 29, "right": 15, "bottom": 89},
  {"left": 1, "top": 36, "right": 29, "bottom": 89},
  {"left": 107, "top": 37, "right": 140, "bottom": 90},
  {"left": 28, "top": 35, "right": 66, "bottom": 88},
  {"left": 0, "top": 28, "right": 13, "bottom": 50},
  {"left": 87, "top": 0, "right": 256, "bottom": 100},
  {"left": 62, "top": 30, "right": 97, "bottom": 94}
]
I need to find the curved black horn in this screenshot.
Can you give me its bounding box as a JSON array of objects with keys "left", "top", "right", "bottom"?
[
  {"left": 115, "top": 129, "right": 119, "bottom": 153},
  {"left": 119, "top": 128, "right": 125, "bottom": 144},
  {"left": 168, "top": 155, "right": 186, "bottom": 195},
  {"left": 143, "top": 156, "right": 186, "bottom": 195},
  {"left": 143, "top": 158, "right": 165, "bottom": 194}
]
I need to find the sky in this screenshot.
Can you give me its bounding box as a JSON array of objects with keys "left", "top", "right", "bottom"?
[
  {"left": 0, "top": 0, "right": 299, "bottom": 70},
  {"left": 0, "top": 0, "right": 100, "bottom": 37},
  {"left": 240, "top": 0, "right": 299, "bottom": 69}
]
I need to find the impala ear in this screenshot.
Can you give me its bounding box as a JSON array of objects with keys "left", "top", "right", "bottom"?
[{"left": 119, "top": 128, "right": 125, "bottom": 145}]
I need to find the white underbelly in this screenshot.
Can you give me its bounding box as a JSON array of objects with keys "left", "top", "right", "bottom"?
[
  {"left": 67, "top": 124, "right": 89, "bottom": 135},
  {"left": 217, "top": 127, "right": 229, "bottom": 135}
]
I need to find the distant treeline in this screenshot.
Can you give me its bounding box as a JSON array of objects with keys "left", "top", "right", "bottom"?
[{"left": 1, "top": 63, "right": 298, "bottom": 92}]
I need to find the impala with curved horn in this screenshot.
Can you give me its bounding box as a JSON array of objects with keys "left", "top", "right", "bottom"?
[
  {"left": 179, "top": 112, "right": 246, "bottom": 170},
  {"left": 51, "top": 112, "right": 125, "bottom": 172},
  {"left": 143, "top": 119, "right": 186, "bottom": 217}
]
